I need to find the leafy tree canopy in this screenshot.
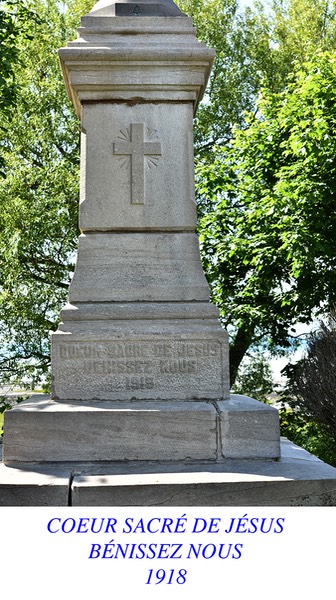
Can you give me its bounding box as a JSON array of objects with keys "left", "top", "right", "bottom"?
[
  {"left": 0, "top": 0, "right": 40, "bottom": 173},
  {"left": 199, "top": 50, "right": 336, "bottom": 382},
  {"left": 0, "top": 0, "right": 94, "bottom": 384}
]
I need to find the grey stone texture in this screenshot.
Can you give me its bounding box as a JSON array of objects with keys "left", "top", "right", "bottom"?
[
  {"left": 59, "top": 15, "right": 214, "bottom": 116},
  {"left": 219, "top": 395, "right": 281, "bottom": 459},
  {"left": 90, "top": 0, "right": 186, "bottom": 17},
  {"left": 3, "top": 394, "right": 277, "bottom": 462},
  {"left": 1, "top": 439, "right": 336, "bottom": 506},
  {"left": 79, "top": 103, "right": 197, "bottom": 232},
  {"left": 50, "top": 5, "right": 232, "bottom": 406},
  {"left": 70, "top": 440, "right": 336, "bottom": 506},
  {"left": 67, "top": 233, "right": 210, "bottom": 303},
  {"left": 3, "top": 396, "right": 218, "bottom": 462},
  {"left": 52, "top": 332, "right": 230, "bottom": 401},
  {"left": 0, "top": 461, "right": 70, "bottom": 506}
]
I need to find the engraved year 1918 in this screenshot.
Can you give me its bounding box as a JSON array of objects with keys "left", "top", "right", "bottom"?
[{"left": 126, "top": 376, "right": 155, "bottom": 390}]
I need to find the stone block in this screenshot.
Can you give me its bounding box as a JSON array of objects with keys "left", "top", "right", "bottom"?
[
  {"left": 0, "top": 462, "right": 70, "bottom": 506},
  {"left": 80, "top": 103, "right": 197, "bottom": 232},
  {"left": 1, "top": 438, "right": 336, "bottom": 505},
  {"left": 218, "top": 394, "right": 280, "bottom": 459},
  {"left": 51, "top": 330, "right": 230, "bottom": 401},
  {"left": 3, "top": 397, "right": 218, "bottom": 463},
  {"left": 59, "top": 16, "right": 215, "bottom": 115},
  {"left": 67, "top": 233, "right": 210, "bottom": 303},
  {"left": 60, "top": 301, "right": 220, "bottom": 322},
  {"left": 70, "top": 439, "right": 336, "bottom": 506}
]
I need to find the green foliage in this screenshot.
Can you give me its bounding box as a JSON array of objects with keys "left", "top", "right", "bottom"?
[
  {"left": 0, "top": 393, "right": 25, "bottom": 436},
  {"left": 0, "top": 0, "right": 276, "bottom": 386},
  {"left": 198, "top": 50, "right": 336, "bottom": 382},
  {"left": 0, "top": 0, "right": 95, "bottom": 385},
  {"left": 281, "top": 315, "right": 336, "bottom": 438},
  {"left": 271, "top": 0, "right": 336, "bottom": 65},
  {"left": 176, "top": 0, "right": 287, "bottom": 158},
  {"left": 0, "top": 0, "right": 40, "bottom": 173},
  {"left": 231, "top": 351, "right": 274, "bottom": 402},
  {"left": 279, "top": 407, "right": 336, "bottom": 467}
]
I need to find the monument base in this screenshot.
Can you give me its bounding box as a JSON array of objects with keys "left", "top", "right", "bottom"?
[
  {"left": 2, "top": 394, "right": 280, "bottom": 462},
  {"left": 0, "top": 439, "right": 336, "bottom": 505},
  {"left": 1, "top": 394, "right": 336, "bottom": 506}
]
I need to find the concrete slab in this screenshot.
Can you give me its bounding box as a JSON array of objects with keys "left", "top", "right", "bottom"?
[
  {"left": 1, "top": 439, "right": 336, "bottom": 506},
  {"left": 3, "top": 394, "right": 283, "bottom": 463},
  {"left": 70, "top": 439, "right": 336, "bottom": 506},
  {"left": 0, "top": 461, "right": 71, "bottom": 506}
]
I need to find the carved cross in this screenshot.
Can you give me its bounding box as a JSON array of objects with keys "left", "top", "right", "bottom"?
[{"left": 113, "top": 122, "right": 161, "bottom": 204}]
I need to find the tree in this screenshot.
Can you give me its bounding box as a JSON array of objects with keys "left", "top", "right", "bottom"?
[
  {"left": 177, "top": 0, "right": 282, "bottom": 158},
  {"left": 0, "top": 0, "right": 40, "bottom": 174},
  {"left": 198, "top": 50, "right": 336, "bottom": 384},
  {"left": 177, "top": 0, "right": 336, "bottom": 385},
  {"left": 278, "top": 314, "right": 336, "bottom": 466},
  {"left": 0, "top": 0, "right": 94, "bottom": 385},
  {"left": 283, "top": 315, "right": 336, "bottom": 441},
  {"left": 231, "top": 350, "right": 274, "bottom": 402}
]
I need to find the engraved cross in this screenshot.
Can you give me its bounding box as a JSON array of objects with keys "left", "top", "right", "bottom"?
[{"left": 113, "top": 122, "right": 161, "bottom": 204}]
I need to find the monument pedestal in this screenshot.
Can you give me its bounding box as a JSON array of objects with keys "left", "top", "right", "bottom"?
[
  {"left": 1, "top": 0, "right": 336, "bottom": 506},
  {"left": 1, "top": 435, "right": 336, "bottom": 506},
  {"left": 2, "top": 394, "right": 280, "bottom": 463},
  {"left": 52, "top": 302, "right": 230, "bottom": 402}
]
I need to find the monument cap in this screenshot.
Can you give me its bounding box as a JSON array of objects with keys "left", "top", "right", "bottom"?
[{"left": 88, "top": 0, "right": 186, "bottom": 17}]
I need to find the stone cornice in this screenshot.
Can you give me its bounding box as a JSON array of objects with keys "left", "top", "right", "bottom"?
[{"left": 59, "top": 16, "right": 215, "bottom": 117}]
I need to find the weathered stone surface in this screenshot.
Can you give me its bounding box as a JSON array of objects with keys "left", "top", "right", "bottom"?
[
  {"left": 59, "top": 16, "right": 214, "bottom": 116},
  {"left": 52, "top": 327, "right": 229, "bottom": 400},
  {"left": 1, "top": 438, "right": 336, "bottom": 506},
  {"left": 52, "top": 331, "right": 230, "bottom": 401},
  {"left": 70, "top": 439, "right": 336, "bottom": 506},
  {"left": 60, "top": 301, "right": 220, "bottom": 322},
  {"left": 80, "top": 103, "right": 196, "bottom": 232},
  {"left": 49, "top": 3, "right": 231, "bottom": 410},
  {"left": 67, "top": 233, "right": 210, "bottom": 303},
  {"left": 0, "top": 462, "right": 70, "bottom": 506},
  {"left": 1, "top": 1, "right": 333, "bottom": 504},
  {"left": 3, "top": 397, "right": 218, "bottom": 462},
  {"left": 219, "top": 395, "right": 281, "bottom": 459}
]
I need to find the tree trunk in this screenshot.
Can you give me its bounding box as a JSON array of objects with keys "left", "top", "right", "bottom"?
[{"left": 229, "top": 326, "right": 255, "bottom": 387}]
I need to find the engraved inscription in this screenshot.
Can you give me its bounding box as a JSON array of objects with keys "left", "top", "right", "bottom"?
[
  {"left": 60, "top": 343, "right": 145, "bottom": 359},
  {"left": 154, "top": 342, "right": 219, "bottom": 358},
  {"left": 126, "top": 376, "right": 155, "bottom": 391},
  {"left": 85, "top": 359, "right": 152, "bottom": 375},
  {"left": 59, "top": 340, "right": 221, "bottom": 392},
  {"left": 160, "top": 359, "right": 197, "bottom": 374},
  {"left": 113, "top": 123, "right": 161, "bottom": 204}
]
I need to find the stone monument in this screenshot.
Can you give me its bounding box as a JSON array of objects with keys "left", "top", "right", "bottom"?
[{"left": 1, "top": 0, "right": 336, "bottom": 505}]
